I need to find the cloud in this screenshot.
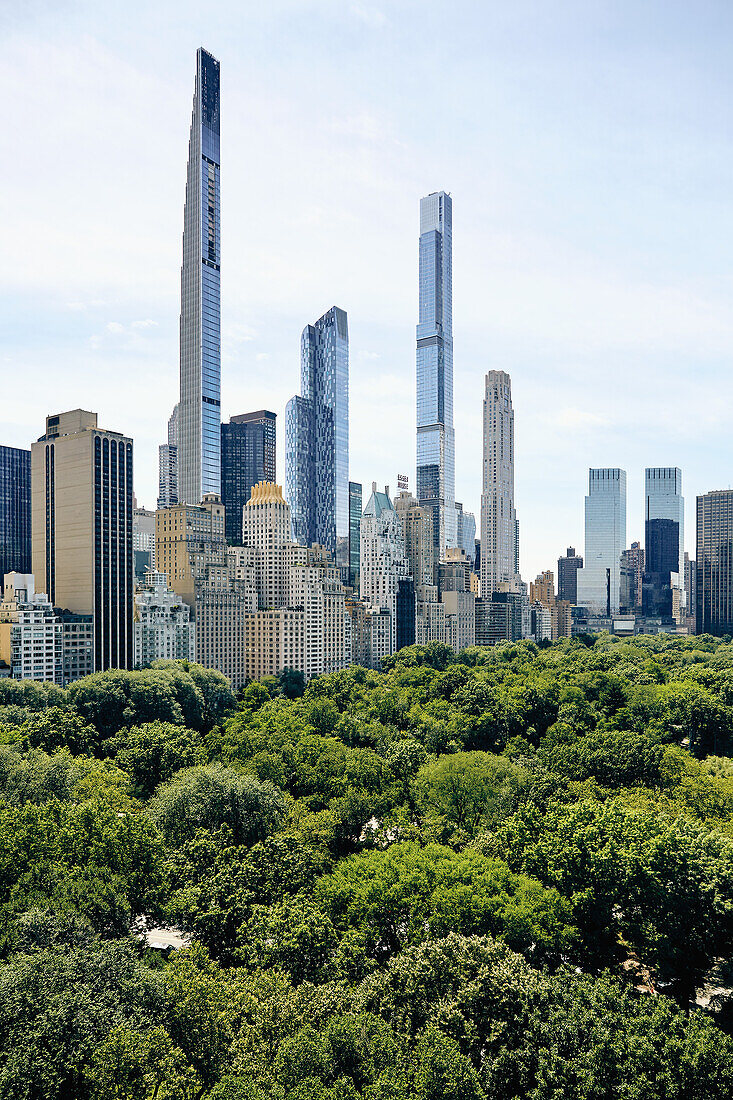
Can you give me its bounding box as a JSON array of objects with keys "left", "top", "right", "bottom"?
[
  {"left": 349, "top": 3, "right": 387, "bottom": 29},
  {"left": 106, "top": 321, "right": 125, "bottom": 334}
]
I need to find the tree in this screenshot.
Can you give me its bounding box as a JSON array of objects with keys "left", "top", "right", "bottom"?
[
  {"left": 149, "top": 764, "right": 286, "bottom": 847},
  {"left": 113, "top": 722, "right": 208, "bottom": 798},
  {"left": 316, "top": 841, "right": 574, "bottom": 965},
  {"left": 416, "top": 752, "right": 525, "bottom": 838}
]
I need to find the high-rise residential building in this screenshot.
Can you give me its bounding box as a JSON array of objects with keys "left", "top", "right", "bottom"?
[
  {"left": 576, "top": 469, "right": 626, "bottom": 615},
  {"left": 557, "top": 547, "right": 583, "bottom": 605},
  {"left": 620, "top": 542, "right": 645, "bottom": 614},
  {"left": 156, "top": 493, "right": 253, "bottom": 687},
  {"left": 696, "top": 490, "right": 733, "bottom": 636},
  {"left": 178, "top": 48, "right": 221, "bottom": 505},
  {"left": 476, "top": 589, "right": 525, "bottom": 645},
  {"left": 529, "top": 570, "right": 572, "bottom": 641},
  {"left": 684, "top": 552, "right": 697, "bottom": 631},
  {"left": 221, "top": 411, "right": 277, "bottom": 545},
  {"left": 0, "top": 445, "right": 31, "bottom": 594},
  {"left": 529, "top": 602, "right": 552, "bottom": 643},
  {"left": 394, "top": 490, "right": 436, "bottom": 591},
  {"left": 345, "top": 596, "right": 391, "bottom": 670},
  {"left": 241, "top": 485, "right": 349, "bottom": 681},
  {"left": 158, "top": 404, "right": 179, "bottom": 509},
  {"left": 286, "top": 306, "right": 349, "bottom": 574},
  {"left": 31, "top": 410, "right": 133, "bottom": 672},
  {"left": 480, "top": 371, "right": 520, "bottom": 599},
  {"left": 0, "top": 573, "right": 62, "bottom": 684},
  {"left": 133, "top": 505, "right": 156, "bottom": 579},
  {"left": 416, "top": 191, "right": 456, "bottom": 557},
  {"left": 360, "top": 485, "right": 414, "bottom": 654},
  {"left": 348, "top": 481, "right": 362, "bottom": 591},
  {"left": 134, "top": 570, "right": 195, "bottom": 667},
  {"left": 0, "top": 573, "right": 93, "bottom": 687},
  {"left": 456, "top": 505, "right": 476, "bottom": 566},
  {"left": 643, "top": 467, "right": 684, "bottom": 620}
]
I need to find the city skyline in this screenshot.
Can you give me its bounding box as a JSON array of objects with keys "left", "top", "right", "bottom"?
[{"left": 3, "top": 4, "right": 733, "bottom": 581}]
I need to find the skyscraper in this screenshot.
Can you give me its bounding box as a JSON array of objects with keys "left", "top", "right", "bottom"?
[
  {"left": 348, "top": 481, "right": 362, "bottom": 591},
  {"left": 286, "top": 306, "right": 349, "bottom": 574},
  {"left": 178, "top": 48, "right": 221, "bottom": 505},
  {"left": 416, "top": 191, "right": 456, "bottom": 556},
  {"left": 157, "top": 404, "right": 179, "bottom": 509},
  {"left": 360, "top": 485, "right": 414, "bottom": 654},
  {"left": 0, "top": 445, "right": 31, "bottom": 593},
  {"left": 576, "top": 469, "right": 626, "bottom": 614},
  {"left": 696, "top": 490, "right": 733, "bottom": 635},
  {"left": 31, "top": 410, "right": 134, "bottom": 671},
  {"left": 620, "top": 541, "right": 644, "bottom": 613},
  {"left": 643, "top": 467, "right": 684, "bottom": 620},
  {"left": 480, "top": 371, "right": 520, "bottom": 599},
  {"left": 221, "top": 411, "right": 277, "bottom": 545},
  {"left": 557, "top": 546, "right": 583, "bottom": 604}
]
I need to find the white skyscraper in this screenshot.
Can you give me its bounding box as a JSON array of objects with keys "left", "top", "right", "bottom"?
[
  {"left": 576, "top": 469, "right": 627, "bottom": 614},
  {"left": 480, "top": 371, "right": 520, "bottom": 599}
]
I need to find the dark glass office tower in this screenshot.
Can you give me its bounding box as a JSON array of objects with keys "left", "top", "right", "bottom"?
[
  {"left": 416, "top": 191, "right": 456, "bottom": 556},
  {"left": 0, "top": 445, "right": 31, "bottom": 592},
  {"left": 178, "top": 48, "right": 221, "bottom": 505},
  {"left": 221, "top": 411, "right": 276, "bottom": 544},
  {"left": 557, "top": 546, "right": 583, "bottom": 604},
  {"left": 643, "top": 468, "right": 683, "bottom": 620},
  {"left": 697, "top": 490, "right": 733, "bottom": 635},
  {"left": 285, "top": 307, "right": 349, "bottom": 573},
  {"left": 348, "top": 481, "right": 362, "bottom": 590}
]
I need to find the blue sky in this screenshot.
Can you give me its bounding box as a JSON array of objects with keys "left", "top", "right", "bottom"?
[{"left": 2, "top": 0, "right": 733, "bottom": 580}]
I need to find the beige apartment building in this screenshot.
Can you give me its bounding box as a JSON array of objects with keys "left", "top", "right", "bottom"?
[{"left": 31, "top": 410, "right": 134, "bottom": 671}]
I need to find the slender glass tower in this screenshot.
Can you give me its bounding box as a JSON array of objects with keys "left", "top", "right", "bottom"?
[
  {"left": 576, "top": 469, "right": 627, "bottom": 614},
  {"left": 178, "top": 48, "right": 221, "bottom": 505},
  {"left": 285, "top": 307, "right": 349, "bottom": 575},
  {"left": 416, "top": 192, "right": 456, "bottom": 556}
]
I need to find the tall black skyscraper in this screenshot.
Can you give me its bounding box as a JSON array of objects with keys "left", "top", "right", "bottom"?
[
  {"left": 221, "top": 411, "right": 276, "bottom": 545},
  {"left": 557, "top": 547, "right": 583, "bottom": 604},
  {"left": 697, "top": 490, "right": 733, "bottom": 635},
  {"left": 178, "top": 47, "right": 221, "bottom": 505},
  {"left": 0, "top": 445, "right": 31, "bottom": 592}
]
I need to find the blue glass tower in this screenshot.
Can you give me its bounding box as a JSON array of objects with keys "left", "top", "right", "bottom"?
[
  {"left": 178, "top": 47, "right": 221, "bottom": 505},
  {"left": 417, "top": 191, "right": 456, "bottom": 557},
  {"left": 0, "top": 445, "right": 31, "bottom": 593},
  {"left": 286, "top": 307, "right": 349, "bottom": 573}
]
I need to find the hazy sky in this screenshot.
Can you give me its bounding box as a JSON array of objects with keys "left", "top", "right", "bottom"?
[{"left": 3, "top": 0, "right": 733, "bottom": 580}]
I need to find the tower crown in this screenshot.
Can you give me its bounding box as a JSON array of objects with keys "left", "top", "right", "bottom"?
[{"left": 247, "top": 481, "right": 285, "bottom": 505}]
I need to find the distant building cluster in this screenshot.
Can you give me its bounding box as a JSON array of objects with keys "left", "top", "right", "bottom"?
[{"left": 1, "top": 46, "right": 730, "bottom": 688}]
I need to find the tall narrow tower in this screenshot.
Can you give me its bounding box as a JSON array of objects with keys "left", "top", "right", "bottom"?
[
  {"left": 480, "top": 371, "right": 519, "bottom": 598},
  {"left": 178, "top": 48, "right": 221, "bottom": 505},
  {"left": 416, "top": 192, "right": 456, "bottom": 557}
]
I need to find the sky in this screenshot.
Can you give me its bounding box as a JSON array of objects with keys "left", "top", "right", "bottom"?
[{"left": 2, "top": 0, "right": 733, "bottom": 582}]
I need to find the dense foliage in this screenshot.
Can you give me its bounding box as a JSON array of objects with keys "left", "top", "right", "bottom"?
[{"left": 4, "top": 639, "right": 733, "bottom": 1096}]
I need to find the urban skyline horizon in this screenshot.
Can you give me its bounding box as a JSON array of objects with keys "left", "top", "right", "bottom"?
[{"left": 4, "top": 4, "right": 732, "bottom": 583}]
